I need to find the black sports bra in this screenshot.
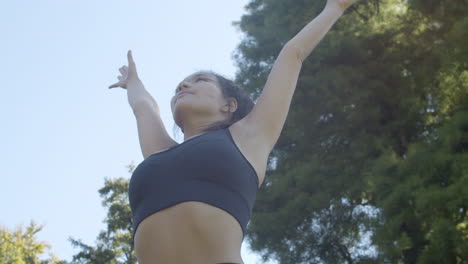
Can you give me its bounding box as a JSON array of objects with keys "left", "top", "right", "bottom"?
[{"left": 128, "top": 127, "right": 259, "bottom": 241}]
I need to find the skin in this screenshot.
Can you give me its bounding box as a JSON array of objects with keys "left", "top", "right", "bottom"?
[{"left": 170, "top": 71, "right": 238, "bottom": 142}]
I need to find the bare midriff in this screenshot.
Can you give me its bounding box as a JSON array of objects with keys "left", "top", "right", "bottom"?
[{"left": 134, "top": 201, "right": 245, "bottom": 264}]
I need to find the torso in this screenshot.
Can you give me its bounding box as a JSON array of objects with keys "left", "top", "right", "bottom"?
[{"left": 134, "top": 121, "right": 270, "bottom": 264}]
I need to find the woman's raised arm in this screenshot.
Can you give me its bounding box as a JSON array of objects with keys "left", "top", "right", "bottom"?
[
  {"left": 290, "top": 0, "right": 358, "bottom": 62},
  {"left": 109, "top": 50, "right": 177, "bottom": 159},
  {"left": 236, "top": 1, "right": 358, "bottom": 153}
]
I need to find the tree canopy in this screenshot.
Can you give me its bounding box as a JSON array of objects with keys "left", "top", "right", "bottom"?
[
  {"left": 232, "top": 0, "right": 468, "bottom": 263},
  {"left": 0, "top": 221, "right": 65, "bottom": 264}
]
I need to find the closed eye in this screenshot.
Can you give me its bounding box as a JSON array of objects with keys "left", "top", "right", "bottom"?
[{"left": 174, "top": 77, "right": 209, "bottom": 94}]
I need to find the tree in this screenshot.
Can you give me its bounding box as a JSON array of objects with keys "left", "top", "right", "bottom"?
[
  {"left": 370, "top": 108, "right": 468, "bottom": 264},
  {"left": 0, "top": 220, "right": 66, "bottom": 264},
  {"left": 68, "top": 164, "right": 136, "bottom": 264},
  {"left": 232, "top": 0, "right": 468, "bottom": 263}
]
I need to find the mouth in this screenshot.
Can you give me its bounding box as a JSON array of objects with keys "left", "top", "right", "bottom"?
[
  {"left": 175, "top": 92, "right": 193, "bottom": 102},
  {"left": 177, "top": 92, "right": 193, "bottom": 98}
]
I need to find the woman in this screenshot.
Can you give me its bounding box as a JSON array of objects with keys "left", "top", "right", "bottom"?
[{"left": 109, "top": 0, "right": 357, "bottom": 263}]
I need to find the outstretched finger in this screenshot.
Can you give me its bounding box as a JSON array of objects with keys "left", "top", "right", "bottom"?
[
  {"left": 108, "top": 83, "right": 118, "bottom": 89},
  {"left": 127, "top": 50, "right": 135, "bottom": 66}
]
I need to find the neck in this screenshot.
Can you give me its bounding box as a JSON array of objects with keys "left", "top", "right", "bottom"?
[
  {"left": 180, "top": 114, "right": 228, "bottom": 142},
  {"left": 183, "top": 130, "right": 206, "bottom": 142}
]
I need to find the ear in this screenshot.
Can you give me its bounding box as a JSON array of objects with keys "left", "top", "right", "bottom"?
[{"left": 222, "top": 97, "right": 238, "bottom": 113}]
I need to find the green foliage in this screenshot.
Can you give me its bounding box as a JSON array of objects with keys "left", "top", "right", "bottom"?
[
  {"left": 370, "top": 110, "right": 468, "bottom": 263},
  {"left": 0, "top": 220, "right": 66, "bottom": 264},
  {"left": 68, "top": 164, "right": 137, "bottom": 264},
  {"left": 233, "top": 0, "right": 468, "bottom": 263}
]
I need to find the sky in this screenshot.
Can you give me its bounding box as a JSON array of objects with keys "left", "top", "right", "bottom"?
[{"left": 0, "top": 0, "right": 277, "bottom": 263}]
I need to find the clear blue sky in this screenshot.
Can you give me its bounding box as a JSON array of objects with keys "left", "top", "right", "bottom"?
[{"left": 0, "top": 0, "right": 277, "bottom": 263}]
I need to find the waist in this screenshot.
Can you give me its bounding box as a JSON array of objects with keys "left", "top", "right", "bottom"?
[{"left": 134, "top": 201, "right": 244, "bottom": 264}]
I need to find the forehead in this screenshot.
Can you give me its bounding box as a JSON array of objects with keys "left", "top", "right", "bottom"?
[{"left": 182, "top": 72, "right": 215, "bottom": 82}]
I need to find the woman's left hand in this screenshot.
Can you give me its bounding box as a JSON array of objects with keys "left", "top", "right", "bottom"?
[{"left": 326, "top": 0, "right": 359, "bottom": 12}]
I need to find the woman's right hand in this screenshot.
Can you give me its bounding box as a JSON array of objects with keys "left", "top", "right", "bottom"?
[{"left": 109, "top": 50, "right": 140, "bottom": 89}]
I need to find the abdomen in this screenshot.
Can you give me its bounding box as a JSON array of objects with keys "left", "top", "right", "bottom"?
[{"left": 134, "top": 201, "right": 244, "bottom": 264}]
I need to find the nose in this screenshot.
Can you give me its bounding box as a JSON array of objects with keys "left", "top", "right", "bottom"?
[{"left": 177, "top": 81, "right": 190, "bottom": 92}]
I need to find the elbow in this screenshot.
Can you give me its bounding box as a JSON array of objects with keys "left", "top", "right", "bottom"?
[{"left": 284, "top": 40, "right": 305, "bottom": 63}]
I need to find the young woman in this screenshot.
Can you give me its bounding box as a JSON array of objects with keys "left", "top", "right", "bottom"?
[{"left": 109, "top": 0, "right": 358, "bottom": 263}]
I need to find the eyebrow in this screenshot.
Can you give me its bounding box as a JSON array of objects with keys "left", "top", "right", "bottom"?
[{"left": 175, "top": 74, "right": 213, "bottom": 92}]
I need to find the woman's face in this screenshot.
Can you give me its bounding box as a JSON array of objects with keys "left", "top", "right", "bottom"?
[{"left": 170, "top": 72, "right": 230, "bottom": 127}]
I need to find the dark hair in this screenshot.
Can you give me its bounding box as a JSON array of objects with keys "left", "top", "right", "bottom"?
[{"left": 173, "top": 70, "right": 255, "bottom": 137}]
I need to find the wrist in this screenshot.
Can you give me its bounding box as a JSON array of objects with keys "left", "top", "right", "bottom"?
[
  {"left": 324, "top": 2, "right": 347, "bottom": 14},
  {"left": 127, "top": 78, "right": 144, "bottom": 88}
]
